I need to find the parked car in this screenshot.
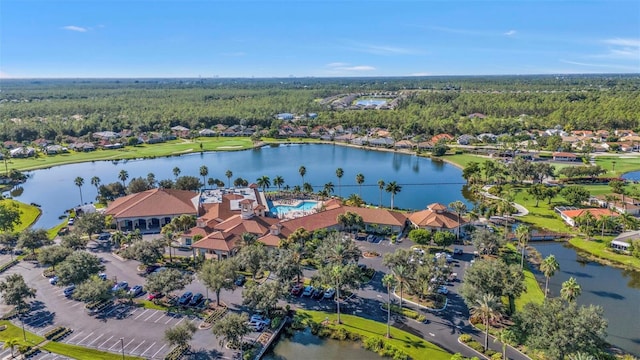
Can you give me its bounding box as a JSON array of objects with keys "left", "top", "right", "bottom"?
[
  {"left": 250, "top": 314, "right": 271, "bottom": 326},
  {"left": 98, "top": 273, "right": 107, "bottom": 281},
  {"left": 437, "top": 286, "right": 449, "bottom": 295},
  {"left": 248, "top": 320, "right": 266, "bottom": 332},
  {"left": 448, "top": 273, "right": 458, "bottom": 282},
  {"left": 302, "top": 285, "right": 314, "bottom": 297},
  {"left": 178, "top": 291, "right": 193, "bottom": 305},
  {"left": 147, "top": 291, "right": 162, "bottom": 300},
  {"left": 312, "top": 287, "right": 325, "bottom": 300},
  {"left": 63, "top": 285, "right": 75, "bottom": 297},
  {"left": 67, "top": 218, "right": 75, "bottom": 226},
  {"left": 128, "top": 285, "right": 143, "bottom": 297},
  {"left": 234, "top": 275, "right": 246, "bottom": 286},
  {"left": 49, "top": 276, "right": 59, "bottom": 285},
  {"left": 112, "top": 281, "right": 128, "bottom": 292},
  {"left": 453, "top": 247, "right": 463, "bottom": 255},
  {"left": 291, "top": 284, "right": 303, "bottom": 296},
  {"left": 97, "top": 233, "right": 111, "bottom": 241},
  {"left": 323, "top": 288, "right": 336, "bottom": 299},
  {"left": 189, "top": 293, "right": 204, "bottom": 306}
]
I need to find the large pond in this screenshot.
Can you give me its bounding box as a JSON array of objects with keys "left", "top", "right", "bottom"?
[
  {"left": 5, "top": 144, "right": 469, "bottom": 229},
  {"left": 533, "top": 242, "right": 640, "bottom": 356},
  {"left": 622, "top": 170, "right": 640, "bottom": 182},
  {"left": 263, "top": 328, "right": 373, "bottom": 360}
]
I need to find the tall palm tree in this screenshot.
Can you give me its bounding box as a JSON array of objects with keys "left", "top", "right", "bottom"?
[
  {"left": 385, "top": 181, "right": 402, "bottom": 210},
  {"left": 494, "top": 329, "right": 515, "bottom": 360},
  {"left": 391, "top": 264, "right": 411, "bottom": 309},
  {"left": 382, "top": 273, "right": 397, "bottom": 338},
  {"left": 540, "top": 255, "right": 560, "bottom": 298},
  {"left": 345, "top": 194, "right": 364, "bottom": 207},
  {"left": 619, "top": 212, "right": 639, "bottom": 231},
  {"left": 448, "top": 201, "right": 467, "bottom": 242},
  {"left": 208, "top": 177, "right": 215, "bottom": 187},
  {"left": 256, "top": 175, "right": 271, "bottom": 193},
  {"left": 355, "top": 173, "right": 365, "bottom": 197},
  {"left": 172, "top": 167, "right": 181, "bottom": 179},
  {"left": 302, "top": 182, "right": 313, "bottom": 194},
  {"left": 568, "top": 353, "right": 595, "bottom": 360},
  {"left": 3, "top": 338, "right": 18, "bottom": 358},
  {"left": 515, "top": 224, "right": 530, "bottom": 269},
  {"left": 225, "top": 170, "right": 233, "bottom": 188},
  {"left": 199, "top": 165, "right": 209, "bottom": 189},
  {"left": 90, "top": 176, "right": 101, "bottom": 192},
  {"left": 336, "top": 168, "right": 344, "bottom": 197},
  {"left": 377, "top": 179, "right": 385, "bottom": 207},
  {"left": 298, "top": 166, "right": 306, "bottom": 186},
  {"left": 273, "top": 175, "right": 284, "bottom": 191},
  {"left": 561, "top": 277, "right": 581, "bottom": 302},
  {"left": 118, "top": 169, "right": 129, "bottom": 187},
  {"left": 74, "top": 176, "right": 85, "bottom": 204},
  {"left": 470, "top": 293, "right": 502, "bottom": 351}
]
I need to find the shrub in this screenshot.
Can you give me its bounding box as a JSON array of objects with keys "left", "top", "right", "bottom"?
[
  {"left": 485, "top": 349, "right": 496, "bottom": 357},
  {"left": 491, "top": 353, "right": 503, "bottom": 360},
  {"left": 363, "top": 337, "right": 385, "bottom": 352},
  {"left": 459, "top": 334, "right": 472, "bottom": 343},
  {"left": 467, "top": 340, "right": 485, "bottom": 352}
]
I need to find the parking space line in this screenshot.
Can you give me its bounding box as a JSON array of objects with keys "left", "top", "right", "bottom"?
[
  {"left": 98, "top": 335, "right": 114, "bottom": 349},
  {"left": 130, "top": 340, "right": 145, "bottom": 354},
  {"left": 152, "top": 344, "right": 167, "bottom": 359},
  {"left": 175, "top": 317, "right": 185, "bottom": 325},
  {"left": 164, "top": 316, "right": 174, "bottom": 324},
  {"left": 145, "top": 311, "right": 162, "bottom": 322},
  {"left": 108, "top": 340, "right": 122, "bottom": 351},
  {"left": 77, "top": 332, "right": 94, "bottom": 345},
  {"left": 70, "top": 302, "right": 83, "bottom": 308},
  {"left": 66, "top": 331, "right": 84, "bottom": 342},
  {"left": 88, "top": 333, "right": 104, "bottom": 346},
  {"left": 123, "top": 338, "right": 135, "bottom": 350},
  {"left": 141, "top": 342, "right": 156, "bottom": 356},
  {"left": 134, "top": 309, "right": 149, "bottom": 320},
  {"left": 153, "top": 313, "right": 168, "bottom": 323},
  {"left": 64, "top": 300, "right": 75, "bottom": 305}
]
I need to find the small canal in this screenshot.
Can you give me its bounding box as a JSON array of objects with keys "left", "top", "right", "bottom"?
[{"left": 532, "top": 242, "right": 640, "bottom": 356}]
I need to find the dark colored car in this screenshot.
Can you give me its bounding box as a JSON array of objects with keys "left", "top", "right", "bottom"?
[
  {"left": 178, "top": 291, "right": 193, "bottom": 305},
  {"left": 312, "top": 287, "right": 325, "bottom": 300},
  {"left": 291, "top": 284, "right": 303, "bottom": 296},
  {"left": 235, "top": 275, "right": 246, "bottom": 286},
  {"left": 189, "top": 293, "right": 204, "bottom": 306}
]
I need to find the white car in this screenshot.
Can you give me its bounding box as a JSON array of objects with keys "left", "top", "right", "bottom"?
[
  {"left": 250, "top": 314, "right": 271, "bottom": 326},
  {"left": 323, "top": 288, "right": 336, "bottom": 299},
  {"left": 437, "top": 286, "right": 449, "bottom": 295}
]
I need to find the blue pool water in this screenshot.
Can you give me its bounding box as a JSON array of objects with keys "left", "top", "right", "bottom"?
[
  {"left": 269, "top": 200, "right": 319, "bottom": 216},
  {"left": 355, "top": 99, "right": 387, "bottom": 106}
]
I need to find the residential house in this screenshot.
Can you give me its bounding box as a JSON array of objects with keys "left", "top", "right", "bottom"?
[
  {"left": 431, "top": 134, "right": 454, "bottom": 143},
  {"left": 46, "top": 145, "right": 68, "bottom": 154},
  {"left": 559, "top": 208, "right": 619, "bottom": 227},
  {"left": 170, "top": 126, "right": 190, "bottom": 138},
  {"left": 457, "top": 134, "right": 477, "bottom": 145},
  {"left": 276, "top": 113, "right": 294, "bottom": 121},
  {"left": 408, "top": 203, "right": 467, "bottom": 236},
  {"left": 199, "top": 129, "right": 217, "bottom": 137},
  {"left": 552, "top": 152, "right": 577, "bottom": 161},
  {"left": 9, "top": 147, "right": 35, "bottom": 158},
  {"left": 417, "top": 141, "right": 434, "bottom": 151},
  {"left": 394, "top": 140, "right": 415, "bottom": 150},
  {"left": 477, "top": 133, "right": 498, "bottom": 143},
  {"left": 589, "top": 194, "right": 640, "bottom": 216},
  {"left": 93, "top": 131, "right": 120, "bottom": 141},
  {"left": 468, "top": 113, "right": 486, "bottom": 119}
]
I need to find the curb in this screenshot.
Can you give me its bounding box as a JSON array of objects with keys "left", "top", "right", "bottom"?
[
  {"left": 457, "top": 338, "right": 489, "bottom": 360},
  {"left": 468, "top": 322, "right": 532, "bottom": 360},
  {"left": 391, "top": 287, "right": 448, "bottom": 312}
]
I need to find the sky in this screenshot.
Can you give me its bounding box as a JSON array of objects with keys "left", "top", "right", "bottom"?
[{"left": 1, "top": 0, "right": 639, "bottom": 78}]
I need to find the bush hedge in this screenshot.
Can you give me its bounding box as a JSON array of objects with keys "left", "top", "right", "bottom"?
[
  {"left": 164, "top": 344, "right": 189, "bottom": 360},
  {"left": 382, "top": 303, "right": 427, "bottom": 322},
  {"left": 0, "top": 260, "right": 19, "bottom": 273}
]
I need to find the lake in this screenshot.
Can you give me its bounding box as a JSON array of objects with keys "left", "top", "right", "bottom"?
[
  {"left": 5, "top": 144, "right": 469, "bottom": 229},
  {"left": 263, "top": 328, "right": 373, "bottom": 360},
  {"left": 622, "top": 170, "right": 640, "bottom": 182},
  {"left": 532, "top": 242, "right": 640, "bottom": 356}
]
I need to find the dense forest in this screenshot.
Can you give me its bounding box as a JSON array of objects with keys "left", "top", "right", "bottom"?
[{"left": 1, "top": 75, "right": 639, "bottom": 142}]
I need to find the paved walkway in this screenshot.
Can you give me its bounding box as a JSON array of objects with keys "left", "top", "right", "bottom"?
[{"left": 481, "top": 185, "right": 529, "bottom": 217}]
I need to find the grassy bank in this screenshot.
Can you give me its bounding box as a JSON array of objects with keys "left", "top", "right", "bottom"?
[
  {"left": 569, "top": 236, "right": 640, "bottom": 270},
  {"left": 594, "top": 155, "right": 640, "bottom": 177},
  {"left": 439, "top": 153, "right": 489, "bottom": 169},
  {"left": 297, "top": 310, "right": 451, "bottom": 360},
  {"left": 0, "top": 199, "right": 41, "bottom": 232}
]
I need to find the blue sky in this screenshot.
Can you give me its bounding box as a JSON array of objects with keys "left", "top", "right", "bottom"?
[{"left": 1, "top": 0, "right": 639, "bottom": 78}]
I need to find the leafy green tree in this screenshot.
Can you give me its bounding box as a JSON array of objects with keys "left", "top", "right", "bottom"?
[
  {"left": 74, "top": 176, "right": 85, "bottom": 204},
  {"left": 560, "top": 185, "right": 590, "bottom": 206},
  {"left": 527, "top": 184, "right": 548, "bottom": 207},
  {"left": 389, "top": 264, "right": 411, "bottom": 310},
  {"left": 211, "top": 313, "right": 250, "bottom": 349},
  {"left": 60, "top": 233, "right": 89, "bottom": 250},
  {"left": 270, "top": 248, "right": 303, "bottom": 284},
  {"left": 408, "top": 228, "right": 432, "bottom": 245},
  {"left": 165, "top": 322, "right": 197, "bottom": 350},
  {"left": 242, "top": 281, "right": 286, "bottom": 316},
  {"left": 316, "top": 263, "right": 361, "bottom": 323},
  {"left": 122, "top": 239, "right": 165, "bottom": 266},
  {"left": 460, "top": 259, "right": 524, "bottom": 313},
  {"left": 175, "top": 176, "right": 202, "bottom": 191},
  {"left": 126, "top": 177, "right": 152, "bottom": 194},
  {"left": 145, "top": 268, "right": 193, "bottom": 296},
  {"left": 471, "top": 228, "right": 505, "bottom": 256},
  {"left": 448, "top": 201, "right": 467, "bottom": 241},
  {"left": 238, "top": 243, "right": 267, "bottom": 279},
  {"left": 72, "top": 275, "right": 113, "bottom": 303},
  {"left": 540, "top": 255, "right": 560, "bottom": 298},
  {"left": 432, "top": 140, "right": 449, "bottom": 156},
  {"left": 74, "top": 212, "right": 106, "bottom": 240},
  {"left": 198, "top": 259, "right": 236, "bottom": 305},
  {"left": 494, "top": 329, "right": 516, "bottom": 360},
  {"left": 56, "top": 252, "right": 104, "bottom": 285},
  {"left": 0, "top": 274, "right": 36, "bottom": 312},
  {"left": 233, "top": 177, "right": 248, "bottom": 187},
  {"left": 316, "top": 232, "right": 361, "bottom": 266},
  {"left": 37, "top": 246, "right": 72, "bottom": 270},
  {"left": 470, "top": 293, "right": 502, "bottom": 351},
  {"left": 17, "top": 229, "right": 51, "bottom": 254},
  {"left": 433, "top": 231, "right": 455, "bottom": 250},
  {"left": 0, "top": 202, "right": 21, "bottom": 232},
  {"left": 3, "top": 338, "right": 19, "bottom": 358},
  {"left": 462, "top": 162, "right": 481, "bottom": 184}
]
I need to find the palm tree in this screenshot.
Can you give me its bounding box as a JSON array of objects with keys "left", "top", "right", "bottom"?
[
  {"left": 3, "top": 338, "right": 18, "bottom": 358},
  {"left": 118, "top": 169, "right": 129, "bottom": 187},
  {"left": 619, "top": 212, "right": 639, "bottom": 231},
  {"left": 225, "top": 170, "right": 233, "bottom": 188},
  {"left": 172, "top": 167, "right": 181, "bottom": 179},
  {"left": 377, "top": 179, "right": 385, "bottom": 207},
  {"left": 208, "top": 177, "right": 215, "bottom": 187},
  {"left": 323, "top": 182, "right": 334, "bottom": 196},
  {"left": 568, "top": 353, "right": 595, "bottom": 360},
  {"left": 470, "top": 293, "right": 502, "bottom": 351},
  {"left": 355, "top": 173, "right": 365, "bottom": 197},
  {"left": 273, "top": 175, "right": 284, "bottom": 191},
  {"left": 302, "top": 182, "right": 313, "bottom": 194},
  {"left": 74, "top": 176, "right": 85, "bottom": 204},
  {"left": 448, "top": 200, "right": 467, "bottom": 242},
  {"left": 540, "top": 255, "right": 560, "bottom": 298},
  {"left": 256, "top": 175, "right": 271, "bottom": 193},
  {"left": 391, "top": 264, "right": 411, "bottom": 309},
  {"left": 494, "top": 329, "right": 515, "bottom": 360},
  {"left": 199, "top": 165, "right": 209, "bottom": 188},
  {"left": 336, "top": 168, "right": 344, "bottom": 197},
  {"left": 515, "top": 224, "right": 530, "bottom": 269},
  {"left": 240, "top": 232, "right": 257, "bottom": 247},
  {"left": 345, "top": 194, "right": 364, "bottom": 207},
  {"left": 299, "top": 166, "right": 306, "bottom": 186},
  {"left": 90, "top": 176, "right": 101, "bottom": 192},
  {"left": 561, "top": 277, "right": 581, "bottom": 302},
  {"left": 382, "top": 274, "right": 397, "bottom": 338},
  {"left": 385, "top": 181, "right": 402, "bottom": 210}
]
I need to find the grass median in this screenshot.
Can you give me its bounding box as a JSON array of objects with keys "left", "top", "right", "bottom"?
[{"left": 42, "top": 342, "right": 144, "bottom": 360}]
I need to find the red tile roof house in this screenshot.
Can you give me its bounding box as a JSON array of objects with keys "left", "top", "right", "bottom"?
[
  {"left": 552, "top": 152, "right": 578, "bottom": 161},
  {"left": 559, "top": 208, "right": 619, "bottom": 227},
  {"left": 408, "top": 203, "right": 467, "bottom": 237},
  {"left": 431, "top": 134, "right": 454, "bottom": 143},
  {"left": 105, "top": 188, "right": 200, "bottom": 233}
]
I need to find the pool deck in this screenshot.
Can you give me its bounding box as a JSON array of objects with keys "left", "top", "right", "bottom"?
[{"left": 270, "top": 199, "right": 324, "bottom": 220}]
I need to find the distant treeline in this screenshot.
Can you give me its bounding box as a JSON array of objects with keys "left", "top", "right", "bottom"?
[{"left": 1, "top": 75, "right": 639, "bottom": 142}]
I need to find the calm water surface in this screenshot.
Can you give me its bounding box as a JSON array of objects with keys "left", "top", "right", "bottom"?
[
  {"left": 7, "top": 144, "right": 468, "bottom": 229},
  {"left": 622, "top": 170, "right": 640, "bottom": 181},
  {"left": 533, "top": 242, "right": 640, "bottom": 356},
  {"left": 263, "top": 328, "right": 373, "bottom": 360}
]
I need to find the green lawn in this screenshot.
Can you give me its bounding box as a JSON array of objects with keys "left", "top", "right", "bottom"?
[
  {"left": 0, "top": 320, "right": 45, "bottom": 347},
  {"left": 135, "top": 300, "right": 169, "bottom": 311},
  {"left": 569, "top": 236, "right": 640, "bottom": 269},
  {"left": 439, "top": 153, "right": 489, "bottom": 169},
  {"left": 47, "top": 221, "right": 67, "bottom": 240},
  {"left": 502, "top": 244, "right": 545, "bottom": 311},
  {"left": 42, "top": 342, "right": 143, "bottom": 360},
  {"left": 594, "top": 155, "right": 640, "bottom": 177},
  {"left": 511, "top": 188, "right": 574, "bottom": 233},
  {"left": 0, "top": 199, "right": 41, "bottom": 233},
  {"left": 297, "top": 310, "right": 452, "bottom": 360}
]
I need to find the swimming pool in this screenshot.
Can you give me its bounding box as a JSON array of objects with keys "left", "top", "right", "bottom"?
[
  {"left": 269, "top": 200, "right": 319, "bottom": 216},
  {"left": 355, "top": 99, "right": 387, "bottom": 106}
]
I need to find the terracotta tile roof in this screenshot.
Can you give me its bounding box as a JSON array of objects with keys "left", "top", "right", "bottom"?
[
  {"left": 258, "top": 233, "right": 284, "bottom": 247},
  {"left": 408, "top": 205, "right": 465, "bottom": 229},
  {"left": 427, "top": 203, "right": 448, "bottom": 211},
  {"left": 105, "top": 188, "right": 198, "bottom": 219},
  {"left": 552, "top": 152, "right": 577, "bottom": 158},
  {"left": 191, "top": 231, "right": 238, "bottom": 252},
  {"left": 561, "top": 208, "right": 619, "bottom": 219},
  {"left": 214, "top": 215, "right": 279, "bottom": 236}
]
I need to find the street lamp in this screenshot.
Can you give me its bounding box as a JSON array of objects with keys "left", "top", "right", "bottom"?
[{"left": 120, "top": 338, "right": 125, "bottom": 360}]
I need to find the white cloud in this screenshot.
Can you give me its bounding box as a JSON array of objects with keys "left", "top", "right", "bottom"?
[
  {"left": 0, "top": 71, "right": 13, "bottom": 79},
  {"left": 326, "top": 62, "right": 349, "bottom": 68},
  {"left": 342, "top": 65, "right": 376, "bottom": 71},
  {"left": 410, "top": 72, "right": 431, "bottom": 76},
  {"left": 603, "top": 38, "right": 640, "bottom": 47},
  {"left": 324, "top": 63, "right": 376, "bottom": 74},
  {"left": 344, "top": 42, "right": 424, "bottom": 56},
  {"left": 588, "top": 37, "right": 640, "bottom": 60},
  {"left": 504, "top": 30, "right": 517, "bottom": 36},
  {"left": 560, "top": 59, "right": 639, "bottom": 71},
  {"left": 62, "top": 25, "right": 88, "bottom": 32}
]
